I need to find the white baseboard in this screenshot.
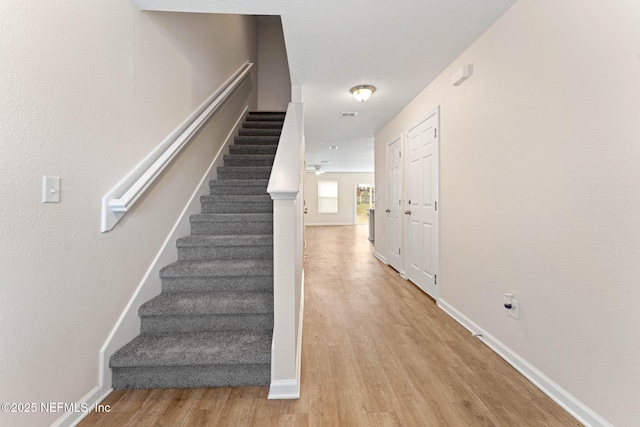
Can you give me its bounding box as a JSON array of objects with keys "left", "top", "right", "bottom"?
[
  {"left": 50, "top": 386, "right": 112, "bottom": 427},
  {"left": 373, "top": 251, "right": 388, "bottom": 264},
  {"left": 97, "top": 106, "right": 249, "bottom": 390},
  {"left": 268, "top": 379, "right": 300, "bottom": 400},
  {"left": 268, "top": 271, "right": 304, "bottom": 400},
  {"left": 437, "top": 299, "right": 612, "bottom": 427}
]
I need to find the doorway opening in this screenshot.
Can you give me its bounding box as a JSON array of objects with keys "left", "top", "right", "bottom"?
[{"left": 355, "top": 184, "right": 375, "bottom": 225}]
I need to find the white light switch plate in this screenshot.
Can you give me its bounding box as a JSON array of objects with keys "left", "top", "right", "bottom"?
[{"left": 43, "top": 176, "right": 60, "bottom": 203}]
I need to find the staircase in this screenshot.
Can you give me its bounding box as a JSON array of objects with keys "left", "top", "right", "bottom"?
[{"left": 109, "top": 111, "right": 285, "bottom": 389}]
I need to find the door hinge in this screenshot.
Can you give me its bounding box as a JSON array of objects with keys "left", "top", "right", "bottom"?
[
  {"left": 435, "top": 274, "right": 437, "bottom": 285},
  {"left": 434, "top": 128, "right": 437, "bottom": 138},
  {"left": 435, "top": 201, "right": 437, "bottom": 211},
  {"left": 399, "top": 151, "right": 401, "bottom": 158},
  {"left": 398, "top": 248, "right": 401, "bottom": 255}
]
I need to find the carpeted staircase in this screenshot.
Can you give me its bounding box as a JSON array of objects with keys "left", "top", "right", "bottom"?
[{"left": 109, "top": 111, "right": 284, "bottom": 389}]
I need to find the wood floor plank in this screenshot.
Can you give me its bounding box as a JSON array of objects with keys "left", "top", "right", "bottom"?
[
  {"left": 80, "top": 225, "right": 580, "bottom": 427},
  {"left": 277, "top": 413, "right": 309, "bottom": 427}
]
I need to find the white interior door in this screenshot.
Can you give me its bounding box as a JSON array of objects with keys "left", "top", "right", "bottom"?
[
  {"left": 405, "top": 108, "right": 439, "bottom": 299},
  {"left": 386, "top": 136, "right": 403, "bottom": 272}
]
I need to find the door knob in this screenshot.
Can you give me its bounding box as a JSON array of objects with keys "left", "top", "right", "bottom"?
[
  {"left": 404, "top": 210, "right": 412, "bottom": 215},
  {"left": 385, "top": 209, "right": 391, "bottom": 213},
  {"left": 304, "top": 208, "right": 308, "bottom": 214}
]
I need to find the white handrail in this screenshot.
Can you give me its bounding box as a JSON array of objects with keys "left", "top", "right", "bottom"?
[
  {"left": 267, "top": 102, "right": 305, "bottom": 399},
  {"left": 101, "top": 61, "right": 254, "bottom": 232}
]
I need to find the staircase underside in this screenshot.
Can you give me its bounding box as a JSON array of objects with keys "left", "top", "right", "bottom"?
[{"left": 110, "top": 111, "right": 285, "bottom": 390}]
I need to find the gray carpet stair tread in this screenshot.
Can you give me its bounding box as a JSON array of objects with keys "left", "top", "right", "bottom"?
[
  {"left": 210, "top": 179, "right": 269, "bottom": 187},
  {"left": 238, "top": 129, "right": 281, "bottom": 136},
  {"left": 177, "top": 235, "right": 272, "bottom": 247},
  {"left": 110, "top": 331, "right": 271, "bottom": 368},
  {"left": 245, "top": 115, "right": 285, "bottom": 122},
  {"left": 160, "top": 260, "right": 273, "bottom": 278},
  {"left": 242, "top": 121, "right": 283, "bottom": 129},
  {"left": 217, "top": 166, "right": 273, "bottom": 172},
  {"left": 233, "top": 136, "right": 280, "bottom": 144},
  {"left": 248, "top": 111, "right": 285, "bottom": 115},
  {"left": 201, "top": 195, "right": 271, "bottom": 203},
  {"left": 229, "top": 145, "right": 278, "bottom": 155},
  {"left": 140, "top": 292, "right": 273, "bottom": 316},
  {"left": 223, "top": 155, "right": 275, "bottom": 165},
  {"left": 190, "top": 213, "right": 273, "bottom": 223}
]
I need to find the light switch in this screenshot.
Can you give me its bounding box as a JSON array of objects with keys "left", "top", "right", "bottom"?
[{"left": 43, "top": 176, "right": 60, "bottom": 203}]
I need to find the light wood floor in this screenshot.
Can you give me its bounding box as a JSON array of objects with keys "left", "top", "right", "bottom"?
[{"left": 81, "top": 225, "right": 580, "bottom": 426}]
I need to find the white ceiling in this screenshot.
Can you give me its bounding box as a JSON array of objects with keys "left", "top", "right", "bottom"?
[{"left": 134, "top": 0, "right": 517, "bottom": 172}]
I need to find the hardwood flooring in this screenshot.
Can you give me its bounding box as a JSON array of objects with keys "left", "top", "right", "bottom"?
[{"left": 81, "top": 225, "right": 580, "bottom": 426}]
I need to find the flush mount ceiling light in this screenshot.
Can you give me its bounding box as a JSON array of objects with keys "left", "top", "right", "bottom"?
[
  {"left": 350, "top": 85, "right": 376, "bottom": 103},
  {"left": 328, "top": 145, "right": 339, "bottom": 150}
]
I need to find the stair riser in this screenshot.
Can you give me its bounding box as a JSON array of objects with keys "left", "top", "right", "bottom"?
[
  {"left": 201, "top": 202, "right": 272, "bottom": 214},
  {"left": 202, "top": 194, "right": 271, "bottom": 203},
  {"left": 191, "top": 222, "right": 273, "bottom": 235},
  {"left": 245, "top": 115, "right": 285, "bottom": 122},
  {"left": 242, "top": 121, "right": 283, "bottom": 129},
  {"left": 223, "top": 157, "right": 274, "bottom": 167},
  {"left": 141, "top": 314, "right": 273, "bottom": 335},
  {"left": 229, "top": 146, "right": 278, "bottom": 155},
  {"left": 209, "top": 186, "right": 268, "bottom": 196},
  {"left": 217, "top": 171, "right": 271, "bottom": 180},
  {"left": 162, "top": 276, "right": 273, "bottom": 293},
  {"left": 178, "top": 246, "right": 273, "bottom": 261},
  {"left": 233, "top": 137, "right": 280, "bottom": 145},
  {"left": 239, "top": 129, "right": 281, "bottom": 136},
  {"left": 112, "top": 365, "right": 270, "bottom": 390}
]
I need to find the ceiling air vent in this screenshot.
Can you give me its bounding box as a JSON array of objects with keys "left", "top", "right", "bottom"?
[{"left": 340, "top": 112, "right": 358, "bottom": 117}]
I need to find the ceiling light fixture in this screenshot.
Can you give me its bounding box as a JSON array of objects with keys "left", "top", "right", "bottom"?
[
  {"left": 350, "top": 85, "right": 376, "bottom": 103},
  {"left": 314, "top": 165, "right": 325, "bottom": 176}
]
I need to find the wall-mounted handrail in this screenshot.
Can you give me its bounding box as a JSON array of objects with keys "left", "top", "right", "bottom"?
[
  {"left": 101, "top": 61, "right": 254, "bottom": 232},
  {"left": 267, "top": 102, "right": 305, "bottom": 399}
]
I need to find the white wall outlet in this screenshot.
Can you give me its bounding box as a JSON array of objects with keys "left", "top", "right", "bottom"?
[
  {"left": 42, "top": 176, "right": 60, "bottom": 203},
  {"left": 508, "top": 298, "right": 519, "bottom": 319}
]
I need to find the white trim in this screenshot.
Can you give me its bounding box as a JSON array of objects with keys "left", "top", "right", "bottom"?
[
  {"left": 101, "top": 61, "right": 253, "bottom": 232},
  {"left": 268, "top": 104, "right": 305, "bottom": 399},
  {"left": 267, "top": 103, "right": 303, "bottom": 199},
  {"left": 98, "top": 106, "right": 248, "bottom": 390},
  {"left": 305, "top": 223, "right": 356, "bottom": 226},
  {"left": 438, "top": 299, "right": 612, "bottom": 427},
  {"left": 50, "top": 386, "right": 112, "bottom": 427},
  {"left": 269, "top": 272, "right": 304, "bottom": 400},
  {"left": 373, "top": 251, "right": 388, "bottom": 264}
]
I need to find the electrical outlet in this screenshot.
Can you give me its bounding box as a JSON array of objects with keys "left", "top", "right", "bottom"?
[{"left": 508, "top": 298, "right": 519, "bottom": 319}]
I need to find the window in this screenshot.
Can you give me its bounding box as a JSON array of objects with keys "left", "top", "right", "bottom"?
[{"left": 318, "top": 180, "right": 338, "bottom": 213}]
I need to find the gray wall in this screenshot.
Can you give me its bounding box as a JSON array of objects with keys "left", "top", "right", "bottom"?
[{"left": 258, "top": 17, "right": 291, "bottom": 111}]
